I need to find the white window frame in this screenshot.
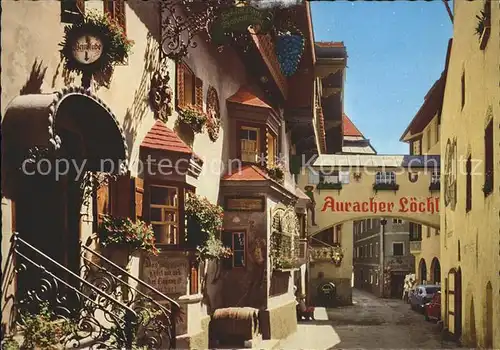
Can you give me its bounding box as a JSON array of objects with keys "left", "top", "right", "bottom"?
[
  {"left": 308, "top": 168, "right": 320, "bottom": 184},
  {"left": 431, "top": 169, "right": 440, "bottom": 184},
  {"left": 375, "top": 171, "right": 396, "bottom": 185}
]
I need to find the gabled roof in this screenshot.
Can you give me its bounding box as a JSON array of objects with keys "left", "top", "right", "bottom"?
[
  {"left": 343, "top": 114, "right": 364, "bottom": 137},
  {"left": 140, "top": 121, "right": 193, "bottom": 154},
  {"left": 227, "top": 87, "right": 272, "bottom": 110},
  {"left": 222, "top": 164, "right": 269, "bottom": 181}
]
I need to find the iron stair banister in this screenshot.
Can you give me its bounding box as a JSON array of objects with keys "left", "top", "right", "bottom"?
[
  {"left": 80, "top": 243, "right": 181, "bottom": 348},
  {"left": 10, "top": 232, "right": 137, "bottom": 348}
]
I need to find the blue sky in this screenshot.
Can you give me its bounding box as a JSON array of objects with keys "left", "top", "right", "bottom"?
[{"left": 310, "top": 1, "right": 453, "bottom": 154}]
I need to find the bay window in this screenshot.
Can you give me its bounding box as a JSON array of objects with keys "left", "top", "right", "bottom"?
[{"left": 150, "top": 185, "right": 179, "bottom": 245}]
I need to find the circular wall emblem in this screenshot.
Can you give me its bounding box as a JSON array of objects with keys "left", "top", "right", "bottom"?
[{"left": 72, "top": 35, "right": 103, "bottom": 64}]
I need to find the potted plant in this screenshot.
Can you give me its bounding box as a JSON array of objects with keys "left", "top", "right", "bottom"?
[
  {"left": 196, "top": 234, "right": 233, "bottom": 261},
  {"left": 267, "top": 163, "right": 285, "bottom": 184},
  {"left": 177, "top": 105, "right": 208, "bottom": 134},
  {"left": 98, "top": 215, "right": 159, "bottom": 267},
  {"left": 185, "top": 193, "right": 224, "bottom": 247}
]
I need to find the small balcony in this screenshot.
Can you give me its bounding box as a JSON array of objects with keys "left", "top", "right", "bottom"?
[{"left": 410, "top": 240, "right": 421, "bottom": 254}]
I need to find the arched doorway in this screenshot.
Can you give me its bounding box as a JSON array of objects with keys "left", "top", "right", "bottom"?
[
  {"left": 446, "top": 267, "right": 462, "bottom": 339},
  {"left": 419, "top": 259, "right": 427, "bottom": 283},
  {"left": 485, "top": 281, "right": 493, "bottom": 348},
  {"left": 2, "top": 88, "right": 129, "bottom": 298},
  {"left": 430, "top": 258, "right": 441, "bottom": 284}
]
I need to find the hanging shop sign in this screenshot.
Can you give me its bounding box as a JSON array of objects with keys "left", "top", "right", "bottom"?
[
  {"left": 60, "top": 12, "right": 133, "bottom": 77},
  {"left": 210, "top": 6, "right": 273, "bottom": 45},
  {"left": 321, "top": 196, "right": 440, "bottom": 214}
]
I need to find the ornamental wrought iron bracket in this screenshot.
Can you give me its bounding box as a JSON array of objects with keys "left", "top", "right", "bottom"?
[{"left": 160, "top": 0, "right": 233, "bottom": 61}]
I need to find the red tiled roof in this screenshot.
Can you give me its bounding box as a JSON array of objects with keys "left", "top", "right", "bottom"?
[
  {"left": 343, "top": 114, "right": 364, "bottom": 137},
  {"left": 315, "top": 41, "right": 345, "bottom": 48},
  {"left": 140, "top": 121, "right": 193, "bottom": 154},
  {"left": 227, "top": 87, "right": 272, "bottom": 109},
  {"left": 222, "top": 164, "right": 269, "bottom": 181}
]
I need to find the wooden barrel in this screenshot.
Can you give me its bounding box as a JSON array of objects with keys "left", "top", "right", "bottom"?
[{"left": 212, "top": 307, "right": 259, "bottom": 340}]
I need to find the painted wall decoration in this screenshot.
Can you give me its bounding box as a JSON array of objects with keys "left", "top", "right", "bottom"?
[
  {"left": 304, "top": 185, "right": 317, "bottom": 225},
  {"left": 206, "top": 86, "right": 221, "bottom": 142},
  {"left": 408, "top": 172, "right": 419, "bottom": 183},
  {"left": 444, "top": 138, "right": 457, "bottom": 210},
  {"left": 142, "top": 255, "right": 188, "bottom": 296}
]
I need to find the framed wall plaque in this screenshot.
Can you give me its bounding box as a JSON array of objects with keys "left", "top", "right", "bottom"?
[{"left": 225, "top": 196, "right": 265, "bottom": 212}]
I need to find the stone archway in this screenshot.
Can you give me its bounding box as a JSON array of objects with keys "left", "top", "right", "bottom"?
[
  {"left": 418, "top": 258, "right": 427, "bottom": 283},
  {"left": 484, "top": 281, "right": 493, "bottom": 348},
  {"left": 430, "top": 257, "right": 441, "bottom": 284}
]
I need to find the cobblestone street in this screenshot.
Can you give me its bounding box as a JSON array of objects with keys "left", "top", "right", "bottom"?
[{"left": 279, "top": 289, "right": 462, "bottom": 349}]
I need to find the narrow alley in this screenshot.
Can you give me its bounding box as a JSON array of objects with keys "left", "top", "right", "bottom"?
[{"left": 279, "top": 289, "right": 462, "bottom": 349}]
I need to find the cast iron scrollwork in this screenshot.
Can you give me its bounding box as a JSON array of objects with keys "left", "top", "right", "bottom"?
[
  {"left": 80, "top": 245, "right": 180, "bottom": 349},
  {"left": 8, "top": 233, "right": 180, "bottom": 349},
  {"left": 11, "top": 233, "right": 137, "bottom": 348},
  {"left": 160, "top": 0, "right": 232, "bottom": 61},
  {"left": 150, "top": 57, "right": 173, "bottom": 122}
]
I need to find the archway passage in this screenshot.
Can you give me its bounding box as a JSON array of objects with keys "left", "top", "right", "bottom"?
[
  {"left": 485, "top": 282, "right": 493, "bottom": 348},
  {"left": 419, "top": 259, "right": 427, "bottom": 284},
  {"left": 2, "top": 87, "right": 129, "bottom": 297},
  {"left": 430, "top": 257, "right": 441, "bottom": 284}
]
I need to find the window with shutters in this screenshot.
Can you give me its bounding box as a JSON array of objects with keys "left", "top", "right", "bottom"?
[
  {"left": 267, "top": 132, "right": 277, "bottom": 167},
  {"left": 176, "top": 62, "right": 203, "bottom": 111},
  {"left": 222, "top": 231, "right": 246, "bottom": 268},
  {"left": 411, "top": 138, "right": 421, "bottom": 155},
  {"left": 240, "top": 126, "right": 260, "bottom": 163},
  {"left": 104, "top": 0, "right": 126, "bottom": 35},
  {"left": 393, "top": 242, "right": 404, "bottom": 256},
  {"left": 484, "top": 119, "right": 493, "bottom": 196},
  {"left": 150, "top": 185, "right": 180, "bottom": 245},
  {"left": 466, "top": 155, "right": 472, "bottom": 212},
  {"left": 61, "top": 0, "right": 84, "bottom": 23}
]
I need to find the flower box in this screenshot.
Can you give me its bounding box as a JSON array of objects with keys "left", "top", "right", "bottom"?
[
  {"left": 317, "top": 182, "right": 342, "bottom": 190},
  {"left": 178, "top": 105, "right": 207, "bottom": 134},
  {"left": 373, "top": 183, "right": 399, "bottom": 192}
]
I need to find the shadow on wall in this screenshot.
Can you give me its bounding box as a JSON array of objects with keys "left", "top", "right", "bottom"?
[
  {"left": 122, "top": 32, "right": 161, "bottom": 154},
  {"left": 20, "top": 58, "right": 48, "bottom": 95}
]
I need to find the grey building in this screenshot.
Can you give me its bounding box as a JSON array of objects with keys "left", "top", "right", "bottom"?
[{"left": 353, "top": 218, "right": 415, "bottom": 298}]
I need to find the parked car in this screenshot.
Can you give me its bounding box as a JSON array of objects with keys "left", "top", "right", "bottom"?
[
  {"left": 424, "top": 291, "right": 441, "bottom": 321},
  {"left": 409, "top": 284, "right": 440, "bottom": 312}
]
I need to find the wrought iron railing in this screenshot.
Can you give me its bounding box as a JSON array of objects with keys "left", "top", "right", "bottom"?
[
  {"left": 8, "top": 233, "right": 180, "bottom": 349},
  {"left": 80, "top": 244, "right": 180, "bottom": 349},
  {"left": 410, "top": 240, "right": 422, "bottom": 252}
]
